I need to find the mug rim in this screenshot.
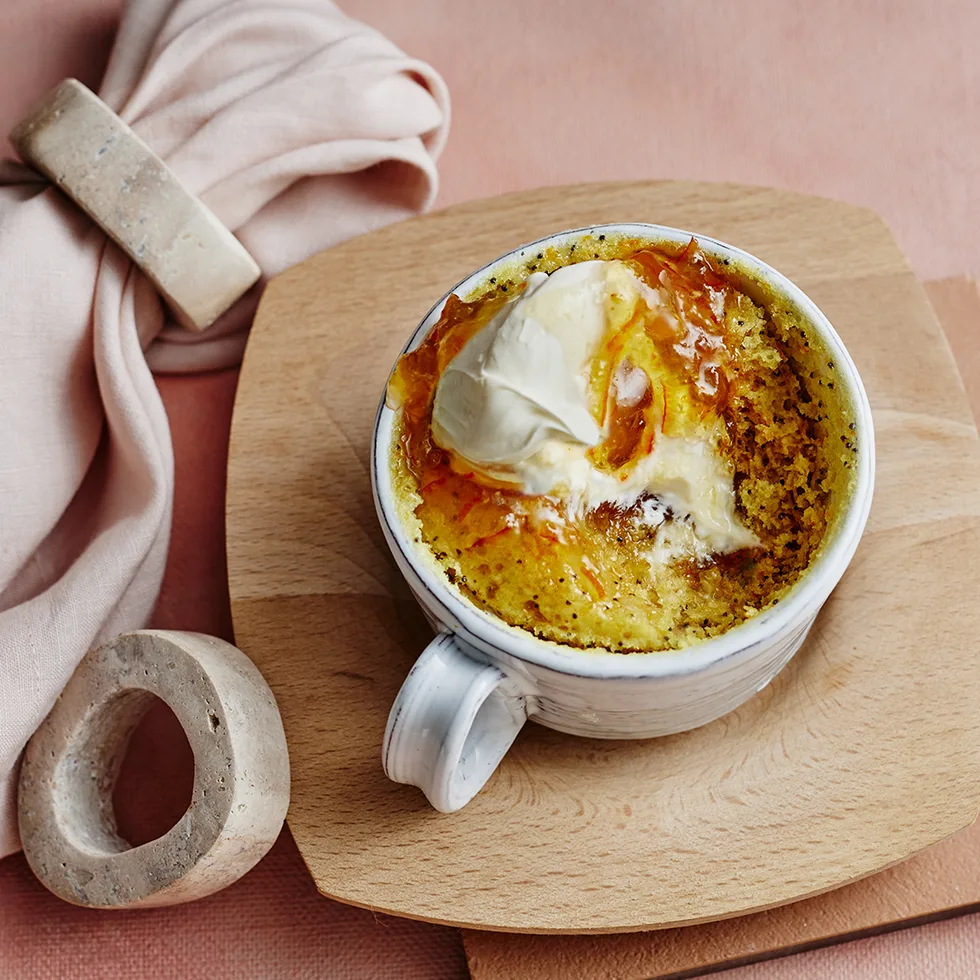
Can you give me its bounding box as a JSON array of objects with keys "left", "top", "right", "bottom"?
[{"left": 371, "top": 222, "right": 875, "bottom": 680}]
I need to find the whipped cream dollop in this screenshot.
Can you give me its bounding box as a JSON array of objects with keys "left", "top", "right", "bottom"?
[
  {"left": 430, "top": 259, "right": 758, "bottom": 560},
  {"left": 432, "top": 261, "right": 608, "bottom": 464}
]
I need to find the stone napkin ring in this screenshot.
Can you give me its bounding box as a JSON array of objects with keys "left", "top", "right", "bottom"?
[{"left": 11, "top": 78, "right": 260, "bottom": 331}]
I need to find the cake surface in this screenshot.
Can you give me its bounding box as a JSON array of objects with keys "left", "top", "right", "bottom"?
[{"left": 388, "top": 233, "right": 856, "bottom": 652}]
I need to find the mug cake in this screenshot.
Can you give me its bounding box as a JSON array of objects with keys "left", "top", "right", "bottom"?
[{"left": 385, "top": 232, "right": 857, "bottom": 653}]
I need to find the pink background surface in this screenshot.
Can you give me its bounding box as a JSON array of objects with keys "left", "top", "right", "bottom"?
[{"left": 2, "top": 1, "right": 980, "bottom": 976}]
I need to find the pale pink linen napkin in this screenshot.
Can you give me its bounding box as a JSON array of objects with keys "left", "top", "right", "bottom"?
[{"left": 0, "top": 0, "right": 448, "bottom": 857}]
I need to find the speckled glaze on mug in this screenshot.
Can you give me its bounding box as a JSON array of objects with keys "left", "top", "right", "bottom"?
[{"left": 372, "top": 223, "right": 874, "bottom": 812}]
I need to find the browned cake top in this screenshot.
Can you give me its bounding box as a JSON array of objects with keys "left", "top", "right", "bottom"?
[{"left": 388, "top": 234, "right": 855, "bottom": 652}]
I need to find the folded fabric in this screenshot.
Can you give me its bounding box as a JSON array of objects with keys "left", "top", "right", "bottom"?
[{"left": 0, "top": 0, "right": 449, "bottom": 857}]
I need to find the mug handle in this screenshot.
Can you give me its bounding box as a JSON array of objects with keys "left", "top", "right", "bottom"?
[{"left": 383, "top": 632, "right": 529, "bottom": 811}]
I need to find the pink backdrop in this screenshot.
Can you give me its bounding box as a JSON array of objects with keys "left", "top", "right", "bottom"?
[{"left": 2, "top": 1, "right": 980, "bottom": 977}]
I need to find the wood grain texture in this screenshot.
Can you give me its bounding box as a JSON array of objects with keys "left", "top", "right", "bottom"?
[
  {"left": 463, "top": 276, "right": 980, "bottom": 977},
  {"left": 226, "top": 182, "right": 980, "bottom": 933},
  {"left": 927, "top": 278, "right": 980, "bottom": 433}
]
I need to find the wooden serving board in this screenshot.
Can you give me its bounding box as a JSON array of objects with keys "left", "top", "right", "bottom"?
[
  {"left": 464, "top": 276, "right": 980, "bottom": 978},
  {"left": 226, "top": 182, "right": 980, "bottom": 934}
]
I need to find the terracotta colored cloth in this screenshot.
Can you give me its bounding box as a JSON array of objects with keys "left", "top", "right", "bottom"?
[
  {"left": 4, "top": 1, "right": 980, "bottom": 979},
  {"left": 0, "top": 0, "right": 447, "bottom": 858}
]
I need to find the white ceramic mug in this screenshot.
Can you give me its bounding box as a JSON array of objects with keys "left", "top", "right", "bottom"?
[{"left": 371, "top": 223, "right": 875, "bottom": 813}]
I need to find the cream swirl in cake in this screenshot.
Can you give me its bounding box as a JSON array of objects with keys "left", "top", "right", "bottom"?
[{"left": 430, "top": 259, "right": 757, "bottom": 562}]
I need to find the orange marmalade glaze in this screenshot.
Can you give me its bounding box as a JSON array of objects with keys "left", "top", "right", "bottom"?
[{"left": 387, "top": 236, "right": 852, "bottom": 652}]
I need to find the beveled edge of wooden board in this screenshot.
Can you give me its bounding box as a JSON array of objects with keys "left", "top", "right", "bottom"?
[
  {"left": 467, "top": 901, "right": 980, "bottom": 980},
  {"left": 227, "top": 181, "right": 980, "bottom": 935}
]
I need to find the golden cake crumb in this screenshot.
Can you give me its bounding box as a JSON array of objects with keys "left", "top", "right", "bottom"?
[{"left": 388, "top": 234, "right": 856, "bottom": 652}]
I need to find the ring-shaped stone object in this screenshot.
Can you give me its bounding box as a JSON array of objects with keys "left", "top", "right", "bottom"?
[
  {"left": 10, "top": 79, "right": 261, "bottom": 332},
  {"left": 18, "top": 630, "right": 290, "bottom": 908}
]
